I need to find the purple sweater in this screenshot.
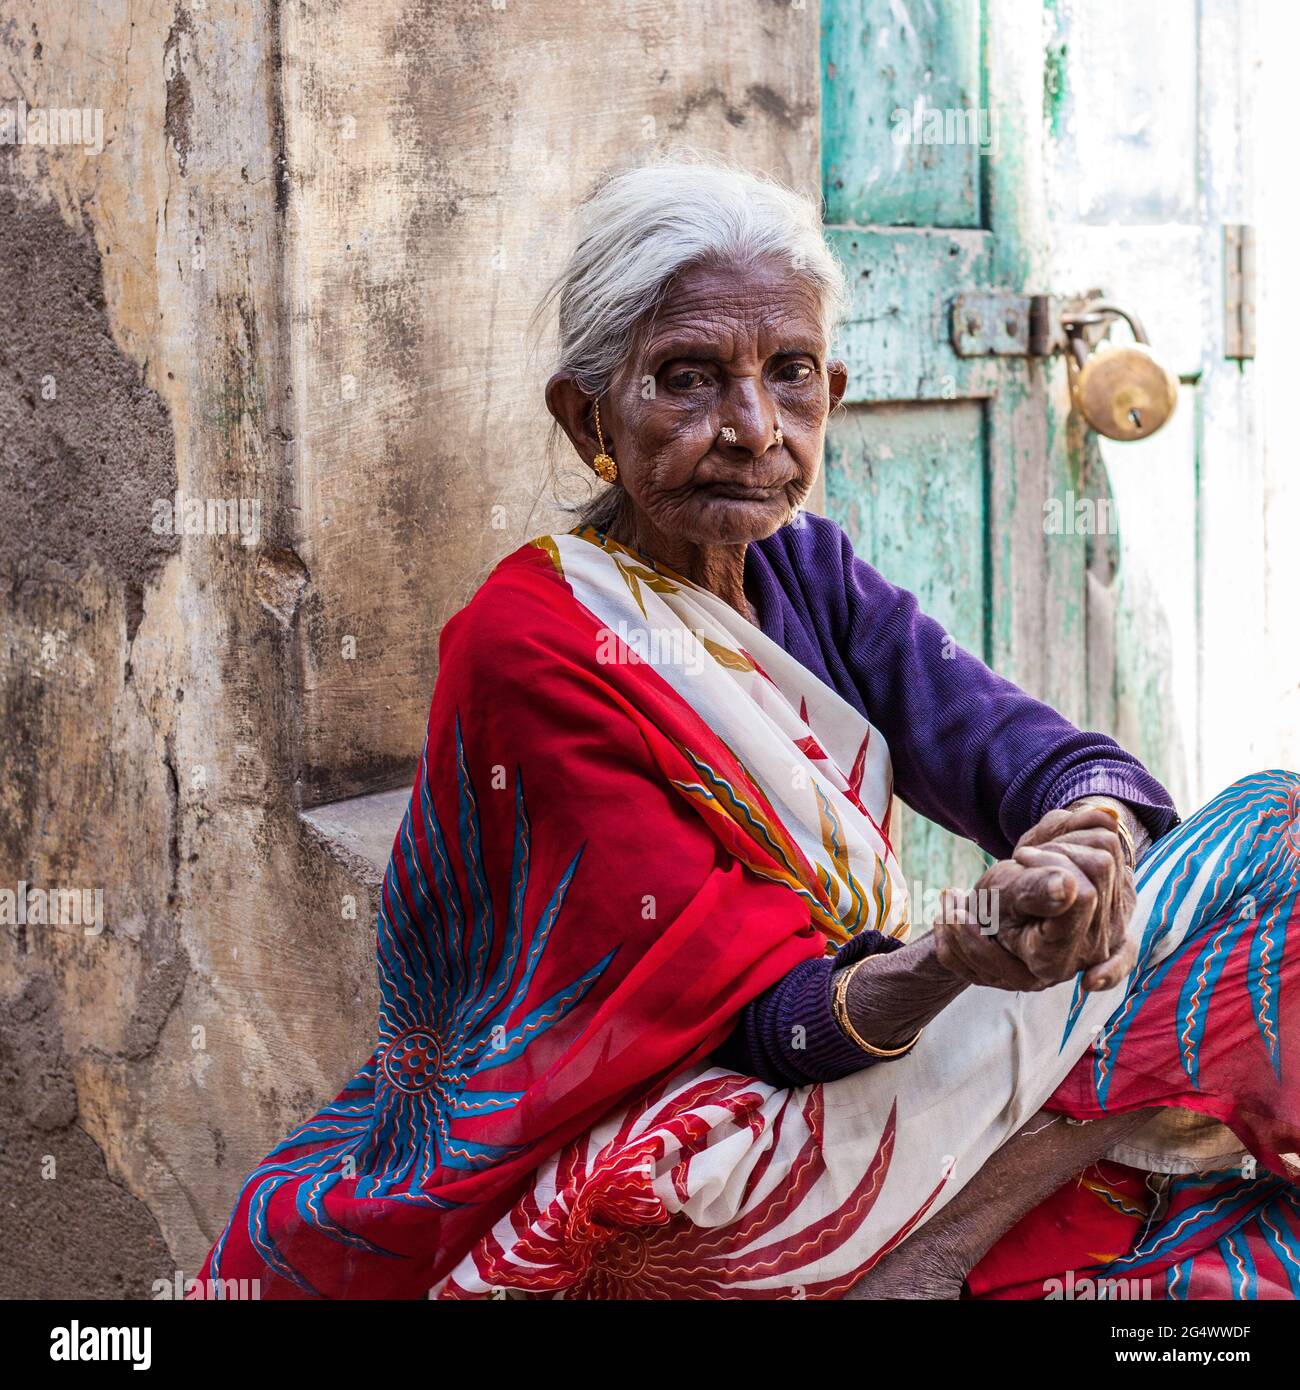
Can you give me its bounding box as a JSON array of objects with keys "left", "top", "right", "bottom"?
[{"left": 714, "top": 513, "right": 1179, "bottom": 1086}]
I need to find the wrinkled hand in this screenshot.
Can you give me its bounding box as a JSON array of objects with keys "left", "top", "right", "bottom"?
[{"left": 934, "top": 804, "right": 1137, "bottom": 993}]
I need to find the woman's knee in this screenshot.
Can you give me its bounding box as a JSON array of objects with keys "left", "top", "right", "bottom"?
[
  {"left": 1197, "top": 769, "right": 1300, "bottom": 832},
  {"left": 1221, "top": 768, "right": 1299, "bottom": 799}
]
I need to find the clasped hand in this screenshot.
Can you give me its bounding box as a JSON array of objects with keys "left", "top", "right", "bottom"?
[{"left": 933, "top": 804, "right": 1137, "bottom": 993}]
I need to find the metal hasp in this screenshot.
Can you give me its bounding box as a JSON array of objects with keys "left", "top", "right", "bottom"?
[
  {"left": 1223, "top": 224, "right": 1256, "bottom": 360},
  {"left": 950, "top": 292, "right": 1065, "bottom": 357}
]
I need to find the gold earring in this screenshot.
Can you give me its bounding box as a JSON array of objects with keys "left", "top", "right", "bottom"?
[{"left": 591, "top": 400, "right": 618, "bottom": 483}]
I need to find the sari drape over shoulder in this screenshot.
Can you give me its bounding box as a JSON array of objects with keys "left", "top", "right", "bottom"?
[
  {"left": 201, "top": 529, "right": 902, "bottom": 1297},
  {"left": 201, "top": 528, "right": 1300, "bottom": 1300}
]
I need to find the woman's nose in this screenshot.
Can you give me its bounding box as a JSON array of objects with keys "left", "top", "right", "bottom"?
[{"left": 719, "top": 379, "right": 778, "bottom": 455}]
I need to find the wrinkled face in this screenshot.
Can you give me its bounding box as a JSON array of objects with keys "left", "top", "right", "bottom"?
[{"left": 601, "top": 255, "right": 845, "bottom": 550}]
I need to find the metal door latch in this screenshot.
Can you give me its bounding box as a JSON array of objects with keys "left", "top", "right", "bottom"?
[{"left": 950, "top": 292, "right": 1066, "bottom": 358}]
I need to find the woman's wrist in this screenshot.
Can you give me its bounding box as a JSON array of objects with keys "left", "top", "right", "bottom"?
[
  {"left": 838, "top": 934, "right": 969, "bottom": 1054},
  {"left": 1066, "top": 794, "right": 1151, "bottom": 863}
]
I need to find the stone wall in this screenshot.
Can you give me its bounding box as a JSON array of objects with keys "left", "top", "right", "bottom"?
[{"left": 0, "top": 0, "right": 820, "bottom": 1294}]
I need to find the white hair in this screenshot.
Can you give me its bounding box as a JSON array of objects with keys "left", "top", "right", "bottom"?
[{"left": 538, "top": 158, "right": 846, "bottom": 397}]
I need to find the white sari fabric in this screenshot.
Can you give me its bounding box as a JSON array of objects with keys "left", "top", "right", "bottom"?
[{"left": 436, "top": 530, "right": 1188, "bottom": 1299}]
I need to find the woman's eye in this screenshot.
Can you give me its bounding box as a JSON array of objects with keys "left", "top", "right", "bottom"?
[{"left": 666, "top": 369, "right": 711, "bottom": 391}]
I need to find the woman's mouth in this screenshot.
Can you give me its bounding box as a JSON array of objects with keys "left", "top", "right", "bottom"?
[{"left": 700, "top": 482, "right": 786, "bottom": 502}]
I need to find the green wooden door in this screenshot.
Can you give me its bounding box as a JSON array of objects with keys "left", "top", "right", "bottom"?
[
  {"left": 819, "top": 0, "right": 1087, "bottom": 905},
  {"left": 819, "top": 0, "right": 1255, "bottom": 910}
]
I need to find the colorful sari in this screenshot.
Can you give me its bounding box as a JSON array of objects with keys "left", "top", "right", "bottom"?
[{"left": 200, "top": 528, "right": 1300, "bottom": 1299}]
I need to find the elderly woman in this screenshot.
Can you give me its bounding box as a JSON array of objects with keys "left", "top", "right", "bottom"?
[{"left": 203, "top": 163, "right": 1300, "bottom": 1301}]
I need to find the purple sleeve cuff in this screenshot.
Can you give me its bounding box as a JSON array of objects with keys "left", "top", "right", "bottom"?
[
  {"left": 713, "top": 929, "right": 908, "bottom": 1087},
  {"left": 1044, "top": 762, "right": 1181, "bottom": 844}
]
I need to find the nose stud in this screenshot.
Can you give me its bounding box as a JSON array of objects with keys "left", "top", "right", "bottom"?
[{"left": 718, "top": 424, "right": 784, "bottom": 447}]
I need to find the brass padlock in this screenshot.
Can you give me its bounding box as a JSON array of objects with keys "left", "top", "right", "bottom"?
[{"left": 1062, "top": 302, "right": 1178, "bottom": 442}]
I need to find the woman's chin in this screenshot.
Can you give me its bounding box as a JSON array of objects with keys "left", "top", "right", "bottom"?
[{"left": 683, "top": 493, "right": 793, "bottom": 544}]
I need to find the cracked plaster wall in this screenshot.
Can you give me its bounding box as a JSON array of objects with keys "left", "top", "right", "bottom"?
[{"left": 0, "top": 0, "right": 819, "bottom": 1292}]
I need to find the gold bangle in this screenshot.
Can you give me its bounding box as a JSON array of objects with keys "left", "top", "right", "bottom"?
[
  {"left": 832, "top": 958, "right": 923, "bottom": 1058},
  {"left": 1073, "top": 795, "right": 1137, "bottom": 869}
]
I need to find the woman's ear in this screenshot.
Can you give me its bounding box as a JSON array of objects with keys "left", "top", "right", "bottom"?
[
  {"left": 546, "top": 373, "right": 600, "bottom": 464},
  {"left": 827, "top": 359, "right": 848, "bottom": 410}
]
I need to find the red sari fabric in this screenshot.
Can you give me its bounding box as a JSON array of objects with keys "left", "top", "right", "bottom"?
[
  {"left": 1049, "top": 770, "right": 1300, "bottom": 1177},
  {"left": 972, "top": 771, "right": 1300, "bottom": 1299},
  {"left": 200, "top": 531, "right": 1300, "bottom": 1300},
  {"left": 969, "top": 1161, "right": 1300, "bottom": 1300},
  {"left": 435, "top": 769, "right": 1300, "bottom": 1300},
  {"left": 198, "top": 542, "right": 827, "bottom": 1297}
]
